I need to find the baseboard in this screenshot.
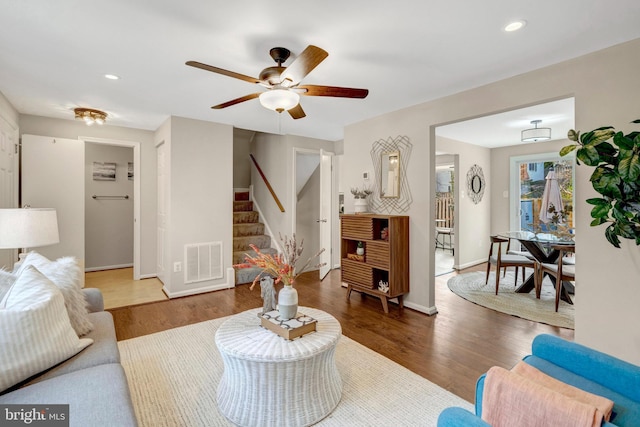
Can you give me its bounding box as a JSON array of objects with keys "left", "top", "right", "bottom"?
[
  {"left": 139, "top": 273, "right": 157, "bottom": 279},
  {"left": 85, "top": 263, "right": 133, "bottom": 272},
  {"left": 163, "top": 282, "right": 233, "bottom": 299},
  {"left": 404, "top": 301, "right": 438, "bottom": 316},
  {"left": 455, "top": 258, "right": 486, "bottom": 270}
]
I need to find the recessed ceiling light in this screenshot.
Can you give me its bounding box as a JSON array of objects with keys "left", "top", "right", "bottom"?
[
  {"left": 104, "top": 74, "right": 120, "bottom": 80},
  {"left": 504, "top": 21, "right": 526, "bottom": 32}
]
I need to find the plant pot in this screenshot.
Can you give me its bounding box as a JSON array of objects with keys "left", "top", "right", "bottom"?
[
  {"left": 354, "top": 198, "right": 368, "bottom": 213},
  {"left": 356, "top": 246, "right": 364, "bottom": 256},
  {"left": 278, "top": 285, "right": 298, "bottom": 321}
]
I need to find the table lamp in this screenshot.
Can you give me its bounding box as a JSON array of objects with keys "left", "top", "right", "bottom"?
[{"left": 0, "top": 208, "right": 60, "bottom": 262}]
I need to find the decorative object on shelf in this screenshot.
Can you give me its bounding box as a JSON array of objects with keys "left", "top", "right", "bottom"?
[
  {"left": 234, "top": 233, "right": 326, "bottom": 320},
  {"left": 260, "top": 310, "right": 318, "bottom": 340},
  {"left": 466, "top": 164, "right": 485, "bottom": 204},
  {"left": 521, "top": 119, "right": 551, "bottom": 142},
  {"left": 370, "top": 135, "right": 413, "bottom": 213},
  {"left": 356, "top": 241, "right": 365, "bottom": 255},
  {"left": 378, "top": 280, "right": 389, "bottom": 293},
  {"left": 351, "top": 187, "right": 372, "bottom": 213},
  {"left": 346, "top": 253, "right": 364, "bottom": 262},
  {"left": 381, "top": 227, "right": 389, "bottom": 241},
  {"left": 259, "top": 276, "right": 277, "bottom": 315},
  {"left": 561, "top": 120, "right": 640, "bottom": 248},
  {"left": 74, "top": 107, "right": 107, "bottom": 126}
]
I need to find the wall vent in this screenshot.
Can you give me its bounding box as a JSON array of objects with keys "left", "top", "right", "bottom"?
[{"left": 184, "top": 241, "right": 223, "bottom": 284}]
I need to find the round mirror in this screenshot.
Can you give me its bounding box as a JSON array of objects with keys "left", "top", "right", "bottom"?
[{"left": 466, "top": 164, "right": 485, "bottom": 204}]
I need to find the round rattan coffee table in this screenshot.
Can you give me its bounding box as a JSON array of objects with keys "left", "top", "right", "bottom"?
[{"left": 215, "top": 307, "right": 342, "bottom": 427}]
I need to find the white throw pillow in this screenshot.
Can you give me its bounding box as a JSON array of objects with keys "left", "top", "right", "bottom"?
[
  {"left": 0, "top": 269, "right": 16, "bottom": 302},
  {"left": 14, "top": 252, "right": 93, "bottom": 336},
  {"left": 0, "top": 265, "right": 93, "bottom": 392}
]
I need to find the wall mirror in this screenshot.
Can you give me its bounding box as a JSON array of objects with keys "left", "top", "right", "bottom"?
[
  {"left": 380, "top": 151, "right": 400, "bottom": 198},
  {"left": 466, "top": 164, "right": 485, "bottom": 204}
]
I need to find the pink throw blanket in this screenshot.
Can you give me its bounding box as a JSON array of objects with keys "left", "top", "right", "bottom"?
[{"left": 482, "top": 365, "right": 610, "bottom": 427}]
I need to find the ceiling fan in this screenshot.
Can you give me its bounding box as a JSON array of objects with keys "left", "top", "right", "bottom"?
[{"left": 186, "top": 45, "right": 369, "bottom": 119}]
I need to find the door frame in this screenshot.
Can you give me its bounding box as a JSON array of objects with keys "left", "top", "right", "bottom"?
[
  {"left": 79, "top": 136, "right": 141, "bottom": 280},
  {"left": 291, "top": 147, "right": 336, "bottom": 279}
]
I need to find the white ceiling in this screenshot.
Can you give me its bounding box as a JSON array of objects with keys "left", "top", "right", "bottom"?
[{"left": 1, "top": 1, "right": 639, "bottom": 142}]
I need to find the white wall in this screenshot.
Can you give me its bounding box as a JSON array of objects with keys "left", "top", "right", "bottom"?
[
  {"left": 85, "top": 143, "right": 134, "bottom": 270},
  {"left": 344, "top": 38, "right": 640, "bottom": 364},
  {"left": 296, "top": 164, "right": 321, "bottom": 271},
  {"left": 160, "top": 116, "right": 233, "bottom": 297},
  {"left": 233, "top": 128, "right": 253, "bottom": 188},
  {"left": 19, "top": 115, "right": 157, "bottom": 277}
]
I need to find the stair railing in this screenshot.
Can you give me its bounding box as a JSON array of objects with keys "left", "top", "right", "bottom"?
[{"left": 250, "top": 154, "right": 285, "bottom": 212}]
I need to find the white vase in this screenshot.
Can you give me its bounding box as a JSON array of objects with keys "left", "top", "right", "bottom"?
[
  {"left": 278, "top": 285, "right": 298, "bottom": 321},
  {"left": 354, "top": 198, "right": 368, "bottom": 213}
]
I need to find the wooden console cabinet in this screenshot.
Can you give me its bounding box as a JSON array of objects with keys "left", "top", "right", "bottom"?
[{"left": 340, "top": 214, "right": 409, "bottom": 313}]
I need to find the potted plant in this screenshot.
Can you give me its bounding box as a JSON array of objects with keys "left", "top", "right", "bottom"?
[
  {"left": 351, "top": 186, "right": 372, "bottom": 213},
  {"left": 560, "top": 119, "right": 640, "bottom": 247},
  {"left": 356, "top": 241, "right": 365, "bottom": 256}
]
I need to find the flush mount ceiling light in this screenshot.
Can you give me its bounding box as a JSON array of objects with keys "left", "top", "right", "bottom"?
[
  {"left": 74, "top": 107, "right": 107, "bottom": 126},
  {"left": 104, "top": 74, "right": 120, "bottom": 80},
  {"left": 259, "top": 89, "right": 300, "bottom": 113},
  {"left": 521, "top": 119, "right": 551, "bottom": 142},
  {"left": 504, "top": 20, "right": 526, "bottom": 32}
]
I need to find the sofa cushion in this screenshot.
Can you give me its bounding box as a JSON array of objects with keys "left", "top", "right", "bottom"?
[
  {"left": 0, "top": 364, "right": 138, "bottom": 427},
  {"left": 14, "top": 252, "right": 93, "bottom": 336},
  {"left": 24, "top": 311, "right": 120, "bottom": 386},
  {"left": 0, "top": 265, "right": 93, "bottom": 393}
]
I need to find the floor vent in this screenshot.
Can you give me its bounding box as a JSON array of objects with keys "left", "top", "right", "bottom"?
[{"left": 185, "top": 242, "right": 223, "bottom": 284}]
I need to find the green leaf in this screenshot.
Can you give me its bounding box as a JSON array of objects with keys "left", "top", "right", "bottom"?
[
  {"left": 567, "top": 129, "right": 579, "bottom": 142},
  {"left": 560, "top": 144, "right": 578, "bottom": 157},
  {"left": 612, "top": 203, "right": 633, "bottom": 222},
  {"left": 616, "top": 221, "right": 636, "bottom": 239},
  {"left": 585, "top": 129, "right": 616, "bottom": 147},
  {"left": 577, "top": 146, "right": 600, "bottom": 166},
  {"left": 591, "top": 218, "right": 606, "bottom": 226},
  {"left": 613, "top": 131, "right": 634, "bottom": 150},
  {"left": 586, "top": 198, "right": 608, "bottom": 206},
  {"left": 618, "top": 152, "right": 640, "bottom": 182},
  {"left": 605, "top": 225, "right": 621, "bottom": 248},
  {"left": 591, "top": 167, "right": 622, "bottom": 199},
  {"left": 591, "top": 203, "right": 611, "bottom": 219},
  {"left": 631, "top": 119, "right": 640, "bottom": 124}
]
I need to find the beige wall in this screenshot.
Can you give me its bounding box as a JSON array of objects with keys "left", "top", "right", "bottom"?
[
  {"left": 85, "top": 143, "right": 134, "bottom": 270},
  {"left": 19, "top": 115, "right": 157, "bottom": 277},
  {"left": 344, "top": 38, "right": 640, "bottom": 363},
  {"left": 296, "top": 163, "right": 321, "bottom": 271}
]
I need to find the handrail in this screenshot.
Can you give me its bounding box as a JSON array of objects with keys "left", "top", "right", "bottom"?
[
  {"left": 92, "top": 195, "right": 129, "bottom": 199},
  {"left": 250, "top": 154, "right": 285, "bottom": 212}
]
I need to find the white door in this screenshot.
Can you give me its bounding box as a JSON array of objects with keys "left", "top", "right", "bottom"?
[
  {"left": 22, "top": 135, "right": 84, "bottom": 261},
  {"left": 318, "top": 150, "right": 332, "bottom": 279},
  {"left": 0, "top": 117, "right": 18, "bottom": 269},
  {"left": 156, "top": 142, "right": 166, "bottom": 284}
]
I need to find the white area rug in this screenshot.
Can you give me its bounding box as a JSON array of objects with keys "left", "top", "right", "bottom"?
[
  {"left": 447, "top": 270, "right": 574, "bottom": 329},
  {"left": 435, "top": 249, "right": 454, "bottom": 276},
  {"left": 118, "top": 316, "right": 472, "bottom": 426}
]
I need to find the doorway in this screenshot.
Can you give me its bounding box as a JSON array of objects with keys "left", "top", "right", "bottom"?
[{"left": 435, "top": 156, "right": 455, "bottom": 276}]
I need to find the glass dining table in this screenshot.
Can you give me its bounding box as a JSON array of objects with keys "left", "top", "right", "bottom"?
[{"left": 498, "top": 230, "right": 575, "bottom": 304}]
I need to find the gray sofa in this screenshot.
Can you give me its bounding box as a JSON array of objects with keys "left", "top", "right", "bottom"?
[{"left": 0, "top": 288, "right": 138, "bottom": 427}]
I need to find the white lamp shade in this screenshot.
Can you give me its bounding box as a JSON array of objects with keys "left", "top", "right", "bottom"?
[
  {"left": 259, "top": 89, "right": 300, "bottom": 112},
  {"left": 0, "top": 208, "right": 60, "bottom": 249}
]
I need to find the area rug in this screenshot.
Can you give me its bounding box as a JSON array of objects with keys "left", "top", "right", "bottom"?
[
  {"left": 118, "top": 316, "right": 472, "bottom": 426},
  {"left": 435, "top": 249, "right": 454, "bottom": 276},
  {"left": 447, "top": 270, "right": 574, "bottom": 329}
]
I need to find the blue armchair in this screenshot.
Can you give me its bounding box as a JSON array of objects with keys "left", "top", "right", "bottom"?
[{"left": 438, "top": 334, "right": 640, "bottom": 426}]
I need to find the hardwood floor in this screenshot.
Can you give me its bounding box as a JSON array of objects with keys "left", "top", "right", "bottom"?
[
  {"left": 108, "top": 264, "right": 574, "bottom": 403},
  {"left": 85, "top": 268, "right": 167, "bottom": 309}
]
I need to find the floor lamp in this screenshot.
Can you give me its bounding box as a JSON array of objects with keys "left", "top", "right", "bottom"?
[{"left": 0, "top": 208, "right": 60, "bottom": 265}]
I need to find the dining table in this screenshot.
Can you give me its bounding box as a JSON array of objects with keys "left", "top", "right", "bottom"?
[{"left": 499, "top": 230, "right": 575, "bottom": 304}]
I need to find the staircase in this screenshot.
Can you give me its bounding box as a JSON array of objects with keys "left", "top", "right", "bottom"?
[{"left": 233, "top": 191, "right": 277, "bottom": 285}]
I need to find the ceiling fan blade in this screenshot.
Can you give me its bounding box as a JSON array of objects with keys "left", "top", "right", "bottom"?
[
  {"left": 186, "top": 61, "right": 260, "bottom": 84},
  {"left": 288, "top": 104, "right": 306, "bottom": 120},
  {"left": 211, "top": 93, "right": 261, "bottom": 109},
  {"left": 279, "top": 45, "right": 328, "bottom": 87},
  {"left": 298, "top": 85, "right": 369, "bottom": 98}
]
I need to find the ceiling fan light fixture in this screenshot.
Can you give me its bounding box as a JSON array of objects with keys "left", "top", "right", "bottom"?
[
  {"left": 259, "top": 89, "right": 299, "bottom": 113},
  {"left": 521, "top": 119, "right": 551, "bottom": 142},
  {"left": 74, "top": 107, "right": 107, "bottom": 126}
]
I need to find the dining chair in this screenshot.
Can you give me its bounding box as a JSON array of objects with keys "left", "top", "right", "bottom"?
[
  {"left": 537, "top": 244, "right": 575, "bottom": 312},
  {"left": 485, "top": 236, "right": 536, "bottom": 295}
]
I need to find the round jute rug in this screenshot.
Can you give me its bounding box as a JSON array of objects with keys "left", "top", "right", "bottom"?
[{"left": 447, "top": 270, "right": 574, "bottom": 329}]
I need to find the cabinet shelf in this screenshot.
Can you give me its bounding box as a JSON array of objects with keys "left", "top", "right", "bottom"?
[{"left": 340, "top": 214, "right": 409, "bottom": 313}]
